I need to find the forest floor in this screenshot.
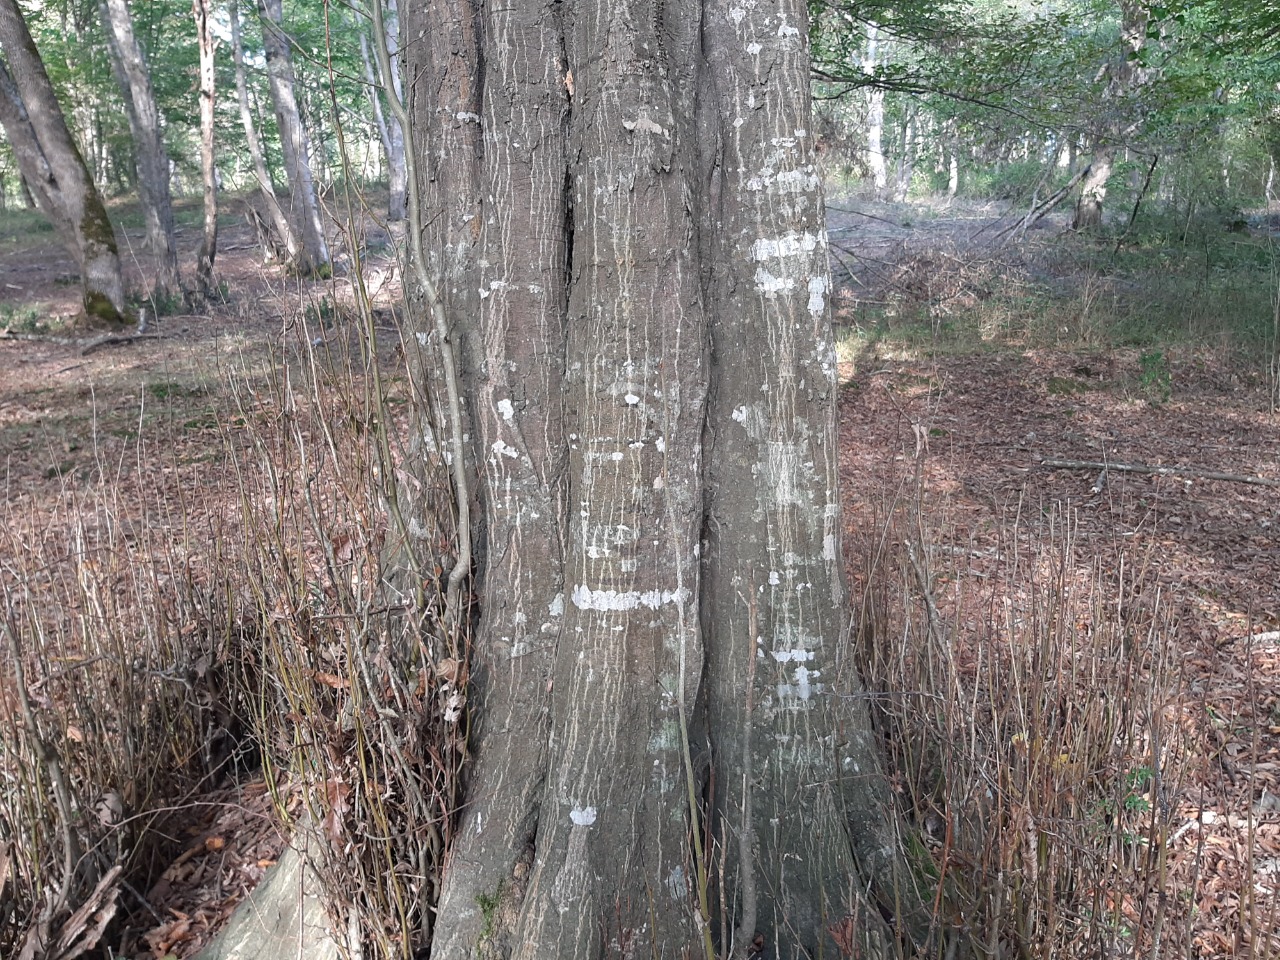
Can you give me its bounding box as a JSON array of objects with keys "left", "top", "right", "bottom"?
[{"left": 1, "top": 193, "right": 1277, "bottom": 957}]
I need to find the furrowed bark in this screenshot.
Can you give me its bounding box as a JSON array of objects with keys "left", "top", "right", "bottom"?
[{"left": 400, "top": 0, "right": 923, "bottom": 956}]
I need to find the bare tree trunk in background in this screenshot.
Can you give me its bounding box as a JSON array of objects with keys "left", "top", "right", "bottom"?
[
  {"left": 402, "top": 0, "right": 926, "bottom": 954},
  {"left": 192, "top": 0, "right": 217, "bottom": 298},
  {"left": 894, "top": 111, "right": 917, "bottom": 202},
  {"left": 360, "top": 0, "right": 406, "bottom": 221},
  {"left": 0, "top": 2, "right": 126, "bottom": 325},
  {"left": 1073, "top": 0, "right": 1148, "bottom": 231},
  {"left": 230, "top": 0, "right": 297, "bottom": 264},
  {"left": 100, "top": 0, "right": 180, "bottom": 300},
  {"left": 864, "top": 23, "right": 888, "bottom": 197},
  {"left": 256, "top": 0, "right": 330, "bottom": 275}
]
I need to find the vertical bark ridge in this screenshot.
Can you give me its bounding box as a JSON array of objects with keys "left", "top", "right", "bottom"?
[
  {"left": 697, "top": 0, "right": 924, "bottom": 954},
  {"left": 506, "top": 0, "right": 708, "bottom": 955},
  {"left": 426, "top": 0, "right": 572, "bottom": 953}
]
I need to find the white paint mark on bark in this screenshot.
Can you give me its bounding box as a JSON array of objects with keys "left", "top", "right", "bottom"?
[
  {"left": 771, "top": 648, "right": 815, "bottom": 663},
  {"left": 571, "top": 585, "right": 691, "bottom": 611},
  {"left": 751, "top": 231, "right": 822, "bottom": 260},
  {"left": 622, "top": 116, "right": 669, "bottom": 138},
  {"left": 455, "top": 111, "right": 480, "bottom": 123},
  {"left": 624, "top": 393, "right": 640, "bottom": 405},
  {"left": 497, "top": 398, "right": 514, "bottom": 420},
  {"left": 823, "top": 533, "right": 838, "bottom": 561},
  {"left": 728, "top": 6, "right": 745, "bottom": 24},
  {"left": 549, "top": 593, "right": 564, "bottom": 616},
  {"left": 807, "top": 276, "right": 827, "bottom": 317},
  {"left": 754, "top": 267, "right": 792, "bottom": 295},
  {"left": 655, "top": 436, "right": 666, "bottom": 452},
  {"left": 490, "top": 440, "right": 518, "bottom": 459},
  {"left": 768, "top": 570, "right": 781, "bottom": 585},
  {"left": 777, "top": 21, "right": 800, "bottom": 37},
  {"left": 570, "top": 805, "right": 597, "bottom": 826},
  {"left": 746, "top": 41, "right": 762, "bottom": 54}
]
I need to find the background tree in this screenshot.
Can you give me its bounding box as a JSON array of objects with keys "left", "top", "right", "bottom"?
[
  {"left": 99, "top": 0, "right": 181, "bottom": 298},
  {"left": 0, "top": 0, "right": 126, "bottom": 324},
  {"left": 192, "top": 0, "right": 216, "bottom": 297},
  {"left": 256, "top": 0, "right": 330, "bottom": 275}
]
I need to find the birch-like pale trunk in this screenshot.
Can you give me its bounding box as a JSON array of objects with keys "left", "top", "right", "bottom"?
[
  {"left": 0, "top": 2, "right": 126, "bottom": 324},
  {"left": 192, "top": 0, "right": 217, "bottom": 297},
  {"left": 229, "top": 0, "right": 297, "bottom": 263},
  {"left": 355, "top": 24, "right": 404, "bottom": 220},
  {"left": 864, "top": 23, "right": 888, "bottom": 197},
  {"left": 256, "top": 0, "right": 330, "bottom": 274},
  {"left": 100, "top": 0, "right": 180, "bottom": 299},
  {"left": 403, "top": 0, "right": 924, "bottom": 955}
]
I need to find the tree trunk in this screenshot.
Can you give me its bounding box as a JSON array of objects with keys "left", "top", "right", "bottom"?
[
  {"left": 0, "top": 3, "right": 126, "bottom": 325},
  {"left": 100, "top": 0, "right": 180, "bottom": 300},
  {"left": 404, "top": 0, "right": 923, "bottom": 956},
  {"left": 863, "top": 23, "right": 887, "bottom": 197},
  {"left": 192, "top": 0, "right": 217, "bottom": 297},
  {"left": 1073, "top": 145, "right": 1113, "bottom": 231},
  {"left": 256, "top": 0, "right": 330, "bottom": 275},
  {"left": 360, "top": 2, "right": 406, "bottom": 222},
  {"left": 229, "top": 0, "right": 297, "bottom": 264}
]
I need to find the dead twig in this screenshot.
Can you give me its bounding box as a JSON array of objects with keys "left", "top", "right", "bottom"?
[{"left": 1041, "top": 458, "right": 1280, "bottom": 487}]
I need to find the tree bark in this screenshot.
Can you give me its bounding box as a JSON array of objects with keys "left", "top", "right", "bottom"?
[
  {"left": 0, "top": 2, "right": 126, "bottom": 325},
  {"left": 404, "top": 0, "right": 922, "bottom": 956},
  {"left": 192, "top": 0, "right": 217, "bottom": 297},
  {"left": 256, "top": 0, "right": 330, "bottom": 275},
  {"left": 99, "top": 0, "right": 181, "bottom": 300},
  {"left": 229, "top": 0, "right": 297, "bottom": 264}
]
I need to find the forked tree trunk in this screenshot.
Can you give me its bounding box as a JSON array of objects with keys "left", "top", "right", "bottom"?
[
  {"left": 229, "top": 0, "right": 297, "bottom": 263},
  {"left": 256, "top": 0, "right": 330, "bottom": 275},
  {"left": 403, "top": 0, "right": 924, "bottom": 956},
  {"left": 192, "top": 0, "right": 217, "bottom": 297},
  {"left": 100, "top": 0, "right": 180, "bottom": 300},
  {"left": 0, "top": 3, "right": 126, "bottom": 325}
]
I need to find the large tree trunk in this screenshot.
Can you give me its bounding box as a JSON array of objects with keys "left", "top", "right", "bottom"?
[
  {"left": 192, "top": 0, "right": 217, "bottom": 298},
  {"left": 229, "top": 0, "right": 297, "bottom": 264},
  {"left": 404, "top": 0, "right": 923, "bottom": 956},
  {"left": 256, "top": 0, "right": 330, "bottom": 275},
  {"left": 100, "top": 0, "right": 180, "bottom": 300},
  {"left": 0, "top": 2, "right": 126, "bottom": 325}
]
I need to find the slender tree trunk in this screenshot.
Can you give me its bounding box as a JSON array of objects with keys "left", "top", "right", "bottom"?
[
  {"left": 229, "top": 0, "right": 297, "bottom": 263},
  {"left": 256, "top": 0, "right": 330, "bottom": 275},
  {"left": 100, "top": 0, "right": 180, "bottom": 299},
  {"left": 361, "top": 4, "right": 406, "bottom": 221},
  {"left": 0, "top": 4, "right": 126, "bottom": 324},
  {"left": 405, "top": 0, "right": 924, "bottom": 955},
  {"left": 193, "top": 0, "right": 217, "bottom": 297},
  {"left": 863, "top": 23, "right": 887, "bottom": 197}
]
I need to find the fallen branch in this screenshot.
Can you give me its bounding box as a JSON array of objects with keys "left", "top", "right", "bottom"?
[
  {"left": 1041, "top": 458, "right": 1280, "bottom": 488},
  {"left": 79, "top": 332, "right": 162, "bottom": 355}
]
